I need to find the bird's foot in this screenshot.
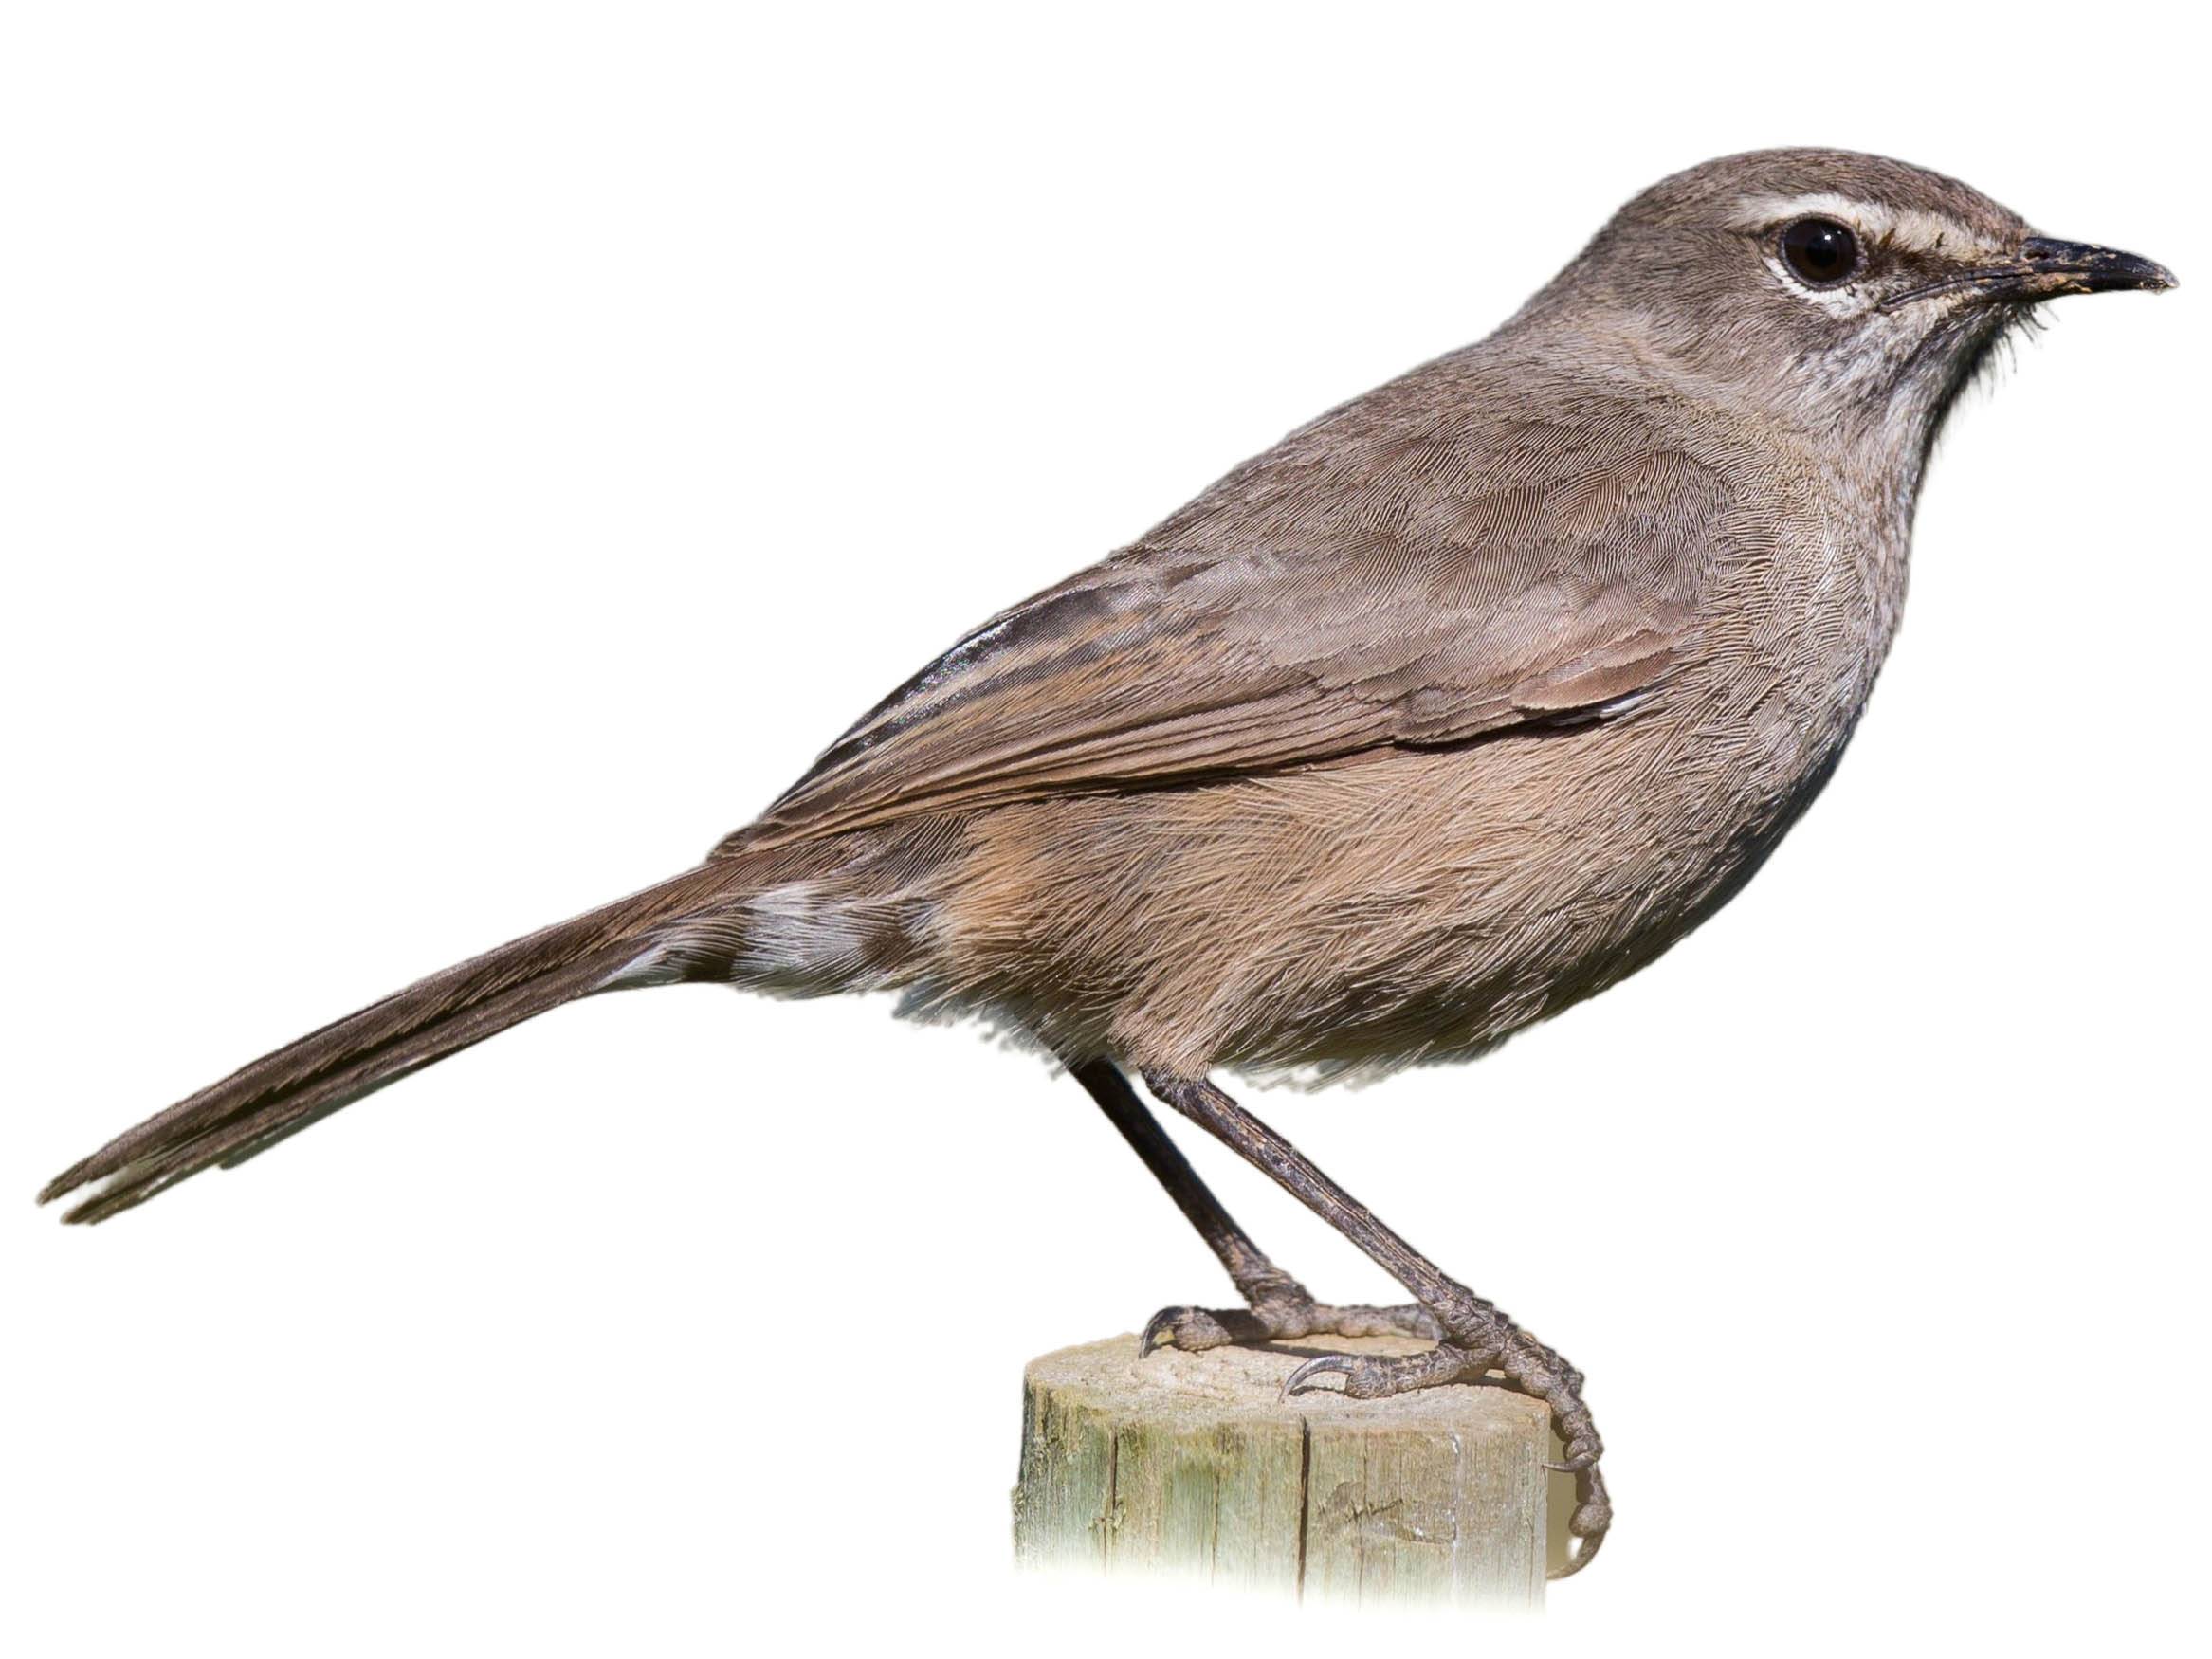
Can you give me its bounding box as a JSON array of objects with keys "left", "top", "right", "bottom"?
[
  {"left": 1137, "top": 1270, "right": 1440, "bottom": 1358},
  {"left": 1278, "top": 1304, "right": 1611, "bottom": 1578}
]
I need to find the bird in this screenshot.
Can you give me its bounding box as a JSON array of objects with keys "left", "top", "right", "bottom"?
[{"left": 40, "top": 149, "right": 2173, "bottom": 1577}]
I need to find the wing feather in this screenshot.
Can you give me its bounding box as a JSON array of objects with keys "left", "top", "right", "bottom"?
[{"left": 726, "top": 359, "right": 1731, "bottom": 851}]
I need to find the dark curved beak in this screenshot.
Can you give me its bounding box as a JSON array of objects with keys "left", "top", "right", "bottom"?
[{"left": 1997, "top": 236, "right": 2177, "bottom": 300}]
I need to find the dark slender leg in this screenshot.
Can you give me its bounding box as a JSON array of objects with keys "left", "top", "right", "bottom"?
[
  {"left": 1068, "top": 1060, "right": 1438, "bottom": 1353},
  {"left": 1142, "top": 1068, "right": 1611, "bottom": 1577}
]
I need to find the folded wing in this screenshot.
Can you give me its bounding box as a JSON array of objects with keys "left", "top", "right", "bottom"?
[{"left": 730, "top": 377, "right": 1731, "bottom": 851}]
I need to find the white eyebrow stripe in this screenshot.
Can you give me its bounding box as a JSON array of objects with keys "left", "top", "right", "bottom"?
[{"left": 1729, "top": 191, "right": 1986, "bottom": 256}]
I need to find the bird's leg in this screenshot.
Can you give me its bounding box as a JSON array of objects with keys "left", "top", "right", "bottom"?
[
  {"left": 1142, "top": 1069, "right": 1610, "bottom": 1577},
  {"left": 1069, "top": 1060, "right": 1439, "bottom": 1355}
]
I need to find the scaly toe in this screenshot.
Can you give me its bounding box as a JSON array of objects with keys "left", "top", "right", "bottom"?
[
  {"left": 1310, "top": 1302, "right": 1443, "bottom": 1340},
  {"left": 1545, "top": 1433, "right": 1603, "bottom": 1475},
  {"left": 1138, "top": 1305, "right": 1235, "bottom": 1356}
]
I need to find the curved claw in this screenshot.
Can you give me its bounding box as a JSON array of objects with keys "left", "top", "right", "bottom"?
[
  {"left": 1547, "top": 1526, "right": 1605, "bottom": 1580},
  {"left": 1137, "top": 1309, "right": 1179, "bottom": 1358},
  {"left": 1547, "top": 1463, "right": 1612, "bottom": 1580},
  {"left": 1544, "top": 1451, "right": 1600, "bottom": 1475},
  {"left": 1278, "top": 1353, "right": 1357, "bottom": 1402}
]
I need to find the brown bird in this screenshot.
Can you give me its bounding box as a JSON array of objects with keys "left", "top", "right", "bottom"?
[{"left": 41, "top": 149, "right": 2173, "bottom": 1576}]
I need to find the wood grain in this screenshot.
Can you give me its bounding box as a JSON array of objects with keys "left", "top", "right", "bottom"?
[{"left": 1013, "top": 1334, "right": 1554, "bottom": 1609}]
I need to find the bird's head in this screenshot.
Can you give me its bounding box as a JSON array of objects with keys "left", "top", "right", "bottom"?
[{"left": 1522, "top": 148, "right": 2174, "bottom": 465}]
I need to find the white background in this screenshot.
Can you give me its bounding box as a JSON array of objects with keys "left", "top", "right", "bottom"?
[{"left": 5, "top": 5, "right": 2203, "bottom": 1653}]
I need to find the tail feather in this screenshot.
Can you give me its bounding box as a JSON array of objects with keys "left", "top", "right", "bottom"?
[{"left": 40, "top": 866, "right": 724, "bottom": 1225}]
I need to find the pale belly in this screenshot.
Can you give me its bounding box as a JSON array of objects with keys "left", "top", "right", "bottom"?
[{"left": 921, "top": 647, "right": 1875, "bottom": 1081}]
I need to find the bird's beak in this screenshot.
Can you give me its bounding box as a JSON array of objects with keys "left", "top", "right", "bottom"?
[
  {"left": 1886, "top": 236, "right": 2176, "bottom": 310},
  {"left": 1987, "top": 236, "right": 2178, "bottom": 301}
]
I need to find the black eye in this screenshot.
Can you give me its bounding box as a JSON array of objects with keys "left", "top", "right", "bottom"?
[{"left": 1780, "top": 217, "right": 1858, "bottom": 286}]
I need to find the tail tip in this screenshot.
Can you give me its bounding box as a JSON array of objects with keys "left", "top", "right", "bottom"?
[
  {"left": 37, "top": 1172, "right": 78, "bottom": 1209},
  {"left": 38, "top": 1159, "right": 108, "bottom": 1220}
]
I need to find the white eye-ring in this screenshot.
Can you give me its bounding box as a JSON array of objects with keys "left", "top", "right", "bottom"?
[{"left": 1763, "top": 246, "right": 1872, "bottom": 316}]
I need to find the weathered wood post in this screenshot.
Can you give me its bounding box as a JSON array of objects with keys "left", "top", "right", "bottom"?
[{"left": 1013, "top": 1334, "right": 1560, "bottom": 1609}]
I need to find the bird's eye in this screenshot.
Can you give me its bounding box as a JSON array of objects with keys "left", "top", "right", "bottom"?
[{"left": 1780, "top": 217, "right": 1859, "bottom": 287}]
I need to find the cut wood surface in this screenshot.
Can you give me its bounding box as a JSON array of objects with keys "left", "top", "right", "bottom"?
[{"left": 1013, "top": 1334, "right": 1561, "bottom": 1609}]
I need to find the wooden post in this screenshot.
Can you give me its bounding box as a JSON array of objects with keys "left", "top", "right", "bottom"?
[{"left": 1013, "top": 1333, "right": 1557, "bottom": 1609}]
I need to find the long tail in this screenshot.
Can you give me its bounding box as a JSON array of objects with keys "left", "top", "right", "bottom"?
[{"left": 39, "top": 865, "right": 731, "bottom": 1225}]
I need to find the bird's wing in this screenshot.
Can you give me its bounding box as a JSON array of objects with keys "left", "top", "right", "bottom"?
[{"left": 727, "top": 386, "right": 1729, "bottom": 852}]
